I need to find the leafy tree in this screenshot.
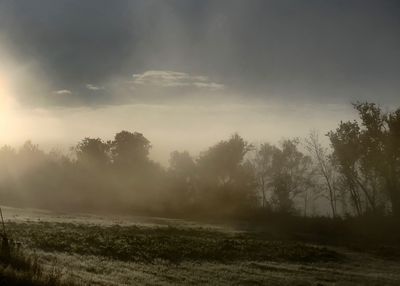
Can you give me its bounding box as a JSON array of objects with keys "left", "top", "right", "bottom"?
[
  {"left": 197, "top": 134, "right": 252, "bottom": 183},
  {"left": 270, "top": 139, "right": 314, "bottom": 213},
  {"left": 253, "top": 139, "right": 315, "bottom": 214},
  {"left": 196, "top": 134, "right": 256, "bottom": 214},
  {"left": 385, "top": 108, "right": 400, "bottom": 216},
  {"left": 110, "top": 131, "right": 151, "bottom": 169},
  {"left": 169, "top": 151, "right": 196, "bottom": 178},
  {"left": 75, "top": 138, "right": 110, "bottom": 166},
  {"left": 167, "top": 151, "right": 197, "bottom": 212},
  {"left": 327, "top": 121, "right": 364, "bottom": 215},
  {"left": 328, "top": 102, "right": 400, "bottom": 217}
]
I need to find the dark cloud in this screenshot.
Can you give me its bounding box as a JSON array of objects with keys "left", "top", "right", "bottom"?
[{"left": 0, "top": 0, "right": 399, "bottom": 106}]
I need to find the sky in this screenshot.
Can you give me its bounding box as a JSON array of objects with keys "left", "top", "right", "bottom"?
[{"left": 0, "top": 0, "right": 399, "bottom": 163}]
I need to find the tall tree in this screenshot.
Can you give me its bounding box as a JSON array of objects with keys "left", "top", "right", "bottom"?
[
  {"left": 384, "top": 108, "right": 400, "bottom": 217},
  {"left": 270, "top": 139, "right": 314, "bottom": 214},
  {"left": 253, "top": 143, "right": 279, "bottom": 209},
  {"left": 328, "top": 120, "right": 365, "bottom": 215},
  {"left": 305, "top": 131, "right": 338, "bottom": 217},
  {"left": 253, "top": 139, "right": 314, "bottom": 214},
  {"left": 75, "top": 138, "right": 110, "bottom": 167},
  {"left": 196, "top": 134, "right": 256, "bottom": 214},
  {"left": 328, "top": 102, "right": 400, "bottom": 217},
  {"left": 168, "top": 151, "right": 197, "bottom": 211},
  {"left": 110, "top": 131, "right": 151, "bottom": 169}
]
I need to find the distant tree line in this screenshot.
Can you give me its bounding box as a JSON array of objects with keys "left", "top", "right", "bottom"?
[{"left": 0, "top": 102, "right": 399, "bottom": 219}]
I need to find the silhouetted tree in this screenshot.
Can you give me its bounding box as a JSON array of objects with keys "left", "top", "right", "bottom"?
[
  {"left": 110, "top": 131, "right": 151, "bottom": 169},
  {"left": 252, "top": 139, "right": 315, "bottom": 214},
  {"left": 328, "top": 102, "right": 400, "bottom": 217},
  {"left": 75, "top": 138, "right": 110, "bottom": 167},
  {"left": 167, "top": 151, "right": 197, "bottom": 213},
  {"left": 0, "top": 103, "right": 397, "bottom": 220},
  {"left": 196, "top": 134, "right": 256, "bottom": 215},
  {"left": 384, "top": 108, "right": 400, "bottom": 217},
  {"left": 253, "top": 143, "right": 279, "bottom": 209},
  {"left": 270, "top": 139, "right": 314, "bottom": 214},
  {"left": 328, "top": 121, "right": 364, "bottom": 215}
]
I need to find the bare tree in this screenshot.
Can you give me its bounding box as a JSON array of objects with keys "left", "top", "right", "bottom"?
[
  {"left": 253, "top": 143, "right": 278, "bottom": 208},
  {"left": 305, "top": 130, "right": 338, "bottom": 217}
]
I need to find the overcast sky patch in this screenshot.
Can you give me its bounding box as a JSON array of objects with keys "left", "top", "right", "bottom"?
[
  {"left": 86, "top": 84, "right": 104, "bottom": 91},
  {"left": 132, "top": 70, "right": 225, "bottom": 91},
  {"left": 54, "top": 89, "right": 72, "bottom": 95},
  {"left": 0, "top": 0, "right": 399, "bottom": 107}
]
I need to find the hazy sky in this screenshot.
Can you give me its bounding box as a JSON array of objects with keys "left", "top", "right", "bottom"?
[{"left": 0, "top": 0, "right": 399, "bottom": 163}]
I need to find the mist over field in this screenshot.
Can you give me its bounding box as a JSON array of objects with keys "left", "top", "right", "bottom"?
[
  {"left": 0, "top": 1, "right": 399, "bottom": 285},
  {"left": 1, "top": 1, "right": 399, "bottom": 163}
]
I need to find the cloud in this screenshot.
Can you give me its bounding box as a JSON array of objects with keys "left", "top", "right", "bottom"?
[
  {"left": 86, "top": 84, "right": 104, "bottom": 91},
  {"left": 132, "top": 70, "right": 225, "bottom": 91},
  {"left": 54, "top": 89, "right": 72, "bottom": 95}
]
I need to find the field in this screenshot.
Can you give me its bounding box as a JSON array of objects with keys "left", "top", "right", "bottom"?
[{"left": 2, "top": 206, "right": 400, "bottom": 285}]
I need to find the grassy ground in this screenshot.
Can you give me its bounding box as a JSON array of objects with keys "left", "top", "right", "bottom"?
[
  {"left": 0, "top": 236, "right": 73, "bottom": 286},
  {"left": 6, "top": 222, "right": 341, "bottom": 264},
  {"left": 2, "top": 206, "right": 400, "bottom": 285}
]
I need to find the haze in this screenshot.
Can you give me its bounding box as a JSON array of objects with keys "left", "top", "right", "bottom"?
[
  {"left": 0, "top": 0, "right": 399, "bottom": 163},
  {"left": 1, "top": 2, "right": 400, "bottom": 285}
]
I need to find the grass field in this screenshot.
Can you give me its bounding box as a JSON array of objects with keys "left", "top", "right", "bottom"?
[{"left": 2, "top": 206, "right": 400, "bottom": 285}]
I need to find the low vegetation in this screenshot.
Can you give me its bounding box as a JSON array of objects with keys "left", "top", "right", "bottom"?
[
  {"left": 0, "top": 235, "right": 72, "bottom": 286},
  {"left": 6, "top": 221, "right": 341, "bottom": 264},
  {"left": 0, "top": 213, "right": 398, "bottom": 285}
]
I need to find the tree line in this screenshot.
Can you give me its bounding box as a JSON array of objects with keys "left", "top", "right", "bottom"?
[{"left": 0, "top": 102, "right": 399, "bottom": 219}]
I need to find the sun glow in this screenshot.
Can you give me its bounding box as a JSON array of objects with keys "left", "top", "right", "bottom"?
[{"left": 0, "top": 69, "right": 22, "bottom": 142}]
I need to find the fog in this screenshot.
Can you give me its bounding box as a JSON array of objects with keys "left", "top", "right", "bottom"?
[
  {"left": 0, "top": 101, "right": 355, "bottom": 165},
  {"left": 1, "top": 1, "right": 399, "bottom": 166},
  {"left": 0, "top": 40, "right": 358, "bottom": 165},
  {"left": 0, "top": 3, "right": 400, "bottom": 285},
  {"left": 0, "top": 0, "right": 398, "bottom": 216}
]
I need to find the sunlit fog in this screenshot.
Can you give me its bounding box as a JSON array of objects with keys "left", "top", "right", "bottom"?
[{"left": 0, "top": 1, "right": 399, "bottom": 285}]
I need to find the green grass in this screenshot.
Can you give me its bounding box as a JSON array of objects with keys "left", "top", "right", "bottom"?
[
  {"left": 6, "top": 221, "right": 341, "bottom": 264},
  {"left": 0, "top": 236, "right": 73, "bottom": 286},
  {"left": 3, "top": 209, "right": 400, "bottom": 286}
]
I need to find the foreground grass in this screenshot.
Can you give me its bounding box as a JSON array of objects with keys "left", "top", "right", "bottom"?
[
  {"left": 3, "top": 211, "right": 400, "bottom": 285},
  {"left": 0, "top": 238, "right": 74, "bottom": 286},
  {"left": 36, "top": 250, "right": 400, "bottom": 286},
  {"left": 6, "top": 222, "right": 340, "bottom": 264}
]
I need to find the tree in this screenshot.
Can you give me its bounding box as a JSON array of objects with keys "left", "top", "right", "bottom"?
[
  {"left": 328, "top": 120, "right": 364, "bottom": 215},
  {"left": 196, "top": 134, "right": 256, "bottom": 214},
  {"left": 253, "top": 143, "right": 280, "bottom": 208},
  {"left": 167, "top": 151, "right": 197, "bottom": 212},
  {"left": 328, "top": 102, "right": 400, "bottom": 217},
  {"left": 384, "top": 108, "right": 400, "bottom": 217},
  {"left": 269, "top": 139, "right": 314, "bottom": 214},
  {"left": 110, "top": 131, "right": 151, "bottom": 169},
  {"left": 197, "top": 134, "right": 252, "bottom": 182},
  {"left": 305, "top": 131, "right": 338, "bottom": 217},
  {"left": 75, "top": 138, "right": 110, "bottom": 166},
  {"left": 169, "top": 151, "right": 196, "bottom": 178},
  {"left": 253, "top": 139, "right": 314, "bottom": 214}
]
